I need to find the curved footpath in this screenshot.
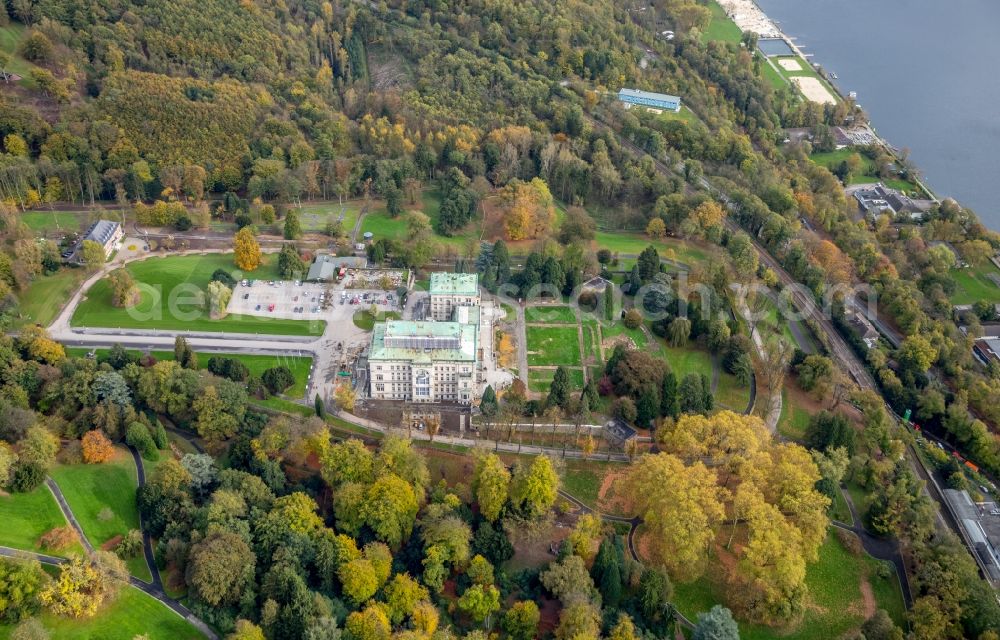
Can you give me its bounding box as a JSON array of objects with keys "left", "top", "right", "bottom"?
[
  {"left": 832, "top": 485, "right": 913, "bottom": 609},
  {"left": 126, "top": 444, "right": 163, "bottom": 590},
  {"left": 43, "top": 466, "right": 217, "bottom": 639},
  {"left": 557, "top": 490, "right": 695, "bottom": 630}
]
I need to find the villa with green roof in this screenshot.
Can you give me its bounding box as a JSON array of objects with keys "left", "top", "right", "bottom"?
[
  {"left": 368, "top": 319, "right": 478, "bottom": 403},
  {"left": 429, "top": 272, "right": 480, "bottom": 321},
  {"left": 368, "top": 272, "right": 483, "bottom": 404}
]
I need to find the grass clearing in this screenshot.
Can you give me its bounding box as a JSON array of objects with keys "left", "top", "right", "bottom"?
[
  {"left": 20, "top": 210, "right": 88, "bottom": 234},
  {"left": 0, "top": 24, "right": 40, "bottom": 88},
  {"left": 714, "top": 371, "right": 750, "bottom": 413},
  {"left": 526, "top": 325, "right": 581, "bottom": 366},
  {"left": 71, "top": 253, "right": 324, "bottom": 336},
  {"left": 48, "top": 449, "right": 140, "bottom": 552},
  {"left": 16, "top": 269, "right": 85, "bottom": 327},
  {"left": 525, "top": 305, "right": 577, "bottom": 324},
  {"left": 527, "top": 367, "right": 585, "bottom": 393},
  {"left": 581, "top": 319, "right": 601, "bottom": 363},
  {"left": 661, "top": 342, "right": 713, "bottom": 378},
  {"left": 562, "top": 460, "right": 615, "bottom": 509},
  {"left": 809, "top": 150, "right": 921, "bottom": 193},
  {"left": 950, "top": 263, "right": 1000, "bottom": 305},
  {"left": 295, "top": 200, "right": 362, "bottom": 232},
  {"left": 778, "top": 383, "right": 817, "bottom": 442},
  {"left": 601, "top": 322, "right": 649, "bottom": 351},
  {"left": 593, "top": 232, "right": 710, "bottom": 266},
  {"left": 672, "top": 528, "right": 906, "bottom": 639},
  {"left": 0, "top": 484, "right": 84, "bottom": 557},
  {"left": 359, "top": 209, "right": 408, "bottom": 241},
  {"left": 702, "top": 0, "right": 742, "bottom": 43},
  {"left": 0, "top": 585, "right": 203, "bottom": 639}
]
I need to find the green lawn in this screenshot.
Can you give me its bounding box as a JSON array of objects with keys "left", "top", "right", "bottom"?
[
  {"left": 760, "top": 59, "right": 788, "bottom": 90},
  {"left": 672, "top": 528, "right": 906, "bottom": 639},
  {"left": 47, "top": 449, "right": 141, "bottom": 556},
  {"left": 601, "top": 322, "right": 653, "bottom": 353},
  {"left": 714, "top": 371, "right": 750, "bottom": 413},
  {"left": 295, "top": 200, "right": 362, "bottom": 233},
  {"left": 581, "top": 319, "right": 601, "bottom": 363},
  {"left": 778, "top": 389, "right": 813, "bottom": 441},
  {"left": 16, "top": 269, "right": 85, "bottom": 327},
  {"left": 526, "top": 325, "right": 582, "bottom": 366},
  {"left": 702, "top": 0, "right": 742, "bottom": 43},
  {"left": 19, "top": 210, "right": 88, "bottom": 234},
  {"left": 661, "top": 342, "right": 713, "bottom": 378},
  {"left": 64, "top": 347, "right": 314, "bottom": 398},
  {"left": 527, "top": 367, "right": 585, "bottom": 393},
  {"left": 810, "top": 151, "right": 921, "bottom": 193},
  {"left": 352, "top": 309, "right": 400, "bottom": 330},
  {"left": 0, "top": 24, "right": 40, "bottom": 88},
  {"left": 525, "top": 305, "right": 577, "bottom": 324},
  {"left": 562, "top": 460, "right": 615, "bottom": 510},
  {"left": 71, "top": 253, "right": 325, "bottom": 336},
  {"left": 950, "top": 263, "right": 1000, "bottom": 305},
  {"left": 0, "top": 484, "right": 84, "bottom": 557},
  {"left": 593, "top": 232, "right": 709, "bottom": 267},
  {"left": 359, "top": 209, "right": 409, "bottom": 242},
  {"left": 0, "top": 585, "right": 203, "bottom": 639},
  {"left": 830, "top": 486, "right": 853, "bottom": 525}
]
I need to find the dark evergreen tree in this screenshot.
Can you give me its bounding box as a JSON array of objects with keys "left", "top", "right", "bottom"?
[
  {"left": 701, "top": 373, "right": 714, "bottom": 412},
  {"left": 628, "top": 265, "right": 642, "bottom": 293},
  {"left": 678, "top": 373, "right": 704, "bottom": 415},
  {"left": 480, "top": 385, "right": 499, "bottom": 417},
  {"left": 661, "top": 371, "right": 679, "bottom": 418},
  {"left": 548, "top": 367, "right": 570, "bottom": 409},
  {"left": 636, "top": 389, "right": 659, "bottom": 428},
  {"left": 638, "top": 245, "right": 660, "bottom": 282}
]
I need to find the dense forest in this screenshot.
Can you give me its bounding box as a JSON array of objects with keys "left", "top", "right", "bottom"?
[{"left": 1, "top": 0, "right": 1000, "bottom": 637}]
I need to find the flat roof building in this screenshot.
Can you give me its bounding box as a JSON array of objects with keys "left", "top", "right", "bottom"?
[
  {"left": 618, "top": 88, "right": 681, "bottom": 112},
  {"left": 429, "top": 272, "right": 480, "bottom": 321},
  {"left": 368, "top": 317, "right": 479, "bottom": 404}
]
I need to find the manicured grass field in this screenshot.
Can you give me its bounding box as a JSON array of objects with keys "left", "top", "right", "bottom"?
[
  {"left": 359, "top": 209, "right": 408, "bottom": 241},
  {"left": 760, "top": 59, "right": 788, "bottom": 90},
  {"left": 672, "top": 528, "right": 906, "bottom": 639},
  {"left": 71, "top": 253, "right": 324, "bottom": 336},
  {"left": 295, "top": 200, "right": 362, "bottom": 232},
  {"left": 950, "top": 263, "right": 1000, "bottom": 305},
  {"left": 48, "top": 449, "right": 140, "bottom": 553},
  {"left": 0, "top": 484, "right": 84, "bottom": 557},
  {"left": 702, "top": 0, "right": 742, "bottom": 43},
  {"left": 526, "top": 325, "right": 582, "bottom": 367},
  {"left": 527, "top": 367, "right": 585, "bottom": 393},
  {"left": 525, "top": 305, "right": 577, "bottom": 324},
  {"left": 20, "top": 210, "right": 88, "bottom": 234},
  {"left": 0, "top": 585, "right": 203, "bottom": 639},
  {"left": 662, "top": 342, "right": 713, "bottom": 378},
  {"left": 16, "top": 269, "right": 85, "bottom": 327},
  {"left": 593, "top": 232, "right": 710, "bottom": 267},
  {"left": 64, "top": 347, "right": 314, "bottom": 398}
]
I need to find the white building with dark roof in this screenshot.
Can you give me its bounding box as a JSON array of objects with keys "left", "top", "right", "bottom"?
[{"left": 81, "top": 220, "right": 123, "bottom": 259}]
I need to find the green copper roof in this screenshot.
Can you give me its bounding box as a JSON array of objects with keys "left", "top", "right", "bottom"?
[
  {"left": 369, "top": 319, "right": 477, "bottom": 362},
  {"left": 429, "top": 272, "right": 479, "bottom": 296}
]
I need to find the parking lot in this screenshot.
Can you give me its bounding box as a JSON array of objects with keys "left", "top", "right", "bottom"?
[{"left": 225, "top": 279, "right": 400, "bottom": 345}]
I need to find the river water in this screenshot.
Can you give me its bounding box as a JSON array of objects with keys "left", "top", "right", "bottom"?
[{"left": 753, "top": 0, "right": 1000, "bottom": 229}]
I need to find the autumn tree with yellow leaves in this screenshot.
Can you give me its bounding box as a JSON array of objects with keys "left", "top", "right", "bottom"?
[
  {"left": 233, "top": 226, "right": 262, "bottom": 272},
  {"left": 636, "top": 411, "right": 830, "bottom": 623},
  {"left": 501, "top": 178, "right": 556, "bottom": 241}
]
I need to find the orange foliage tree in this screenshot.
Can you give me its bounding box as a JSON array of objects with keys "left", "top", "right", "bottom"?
[{"left": 81, "top": 430, "right": 115, "bottom": 464}]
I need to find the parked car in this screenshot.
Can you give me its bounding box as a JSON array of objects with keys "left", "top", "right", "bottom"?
[
  {"left": 268, "top": 303, "right": 275, "bottom": 312},
  {"left": 243, "top": 293, "right": 249, "bottom": 300},
  {"left": 255, "top": 304, "right": 261, "bottom": 311}
]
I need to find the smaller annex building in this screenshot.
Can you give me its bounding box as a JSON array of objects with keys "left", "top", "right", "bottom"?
[
  {"left": 618, "top": 88, "right": 681, "bottom": 112},
  {"left": 306, "top": 254, "right": 368, "bottom": 282},
  {"left": 429, "top": 272, "right": 480, "bottom": 321}
]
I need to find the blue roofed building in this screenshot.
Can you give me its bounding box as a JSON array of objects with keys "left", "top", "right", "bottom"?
[{"left": 618, "top": 88, "right": 682, "bottom": 112}]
